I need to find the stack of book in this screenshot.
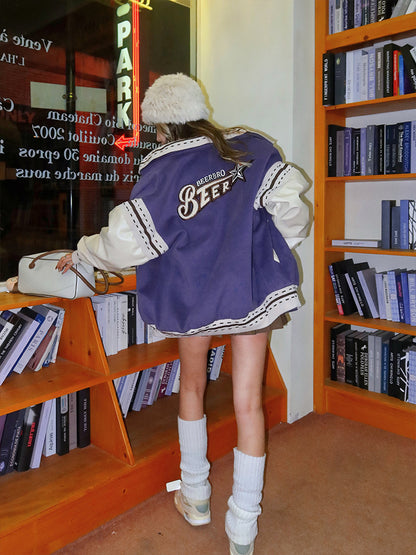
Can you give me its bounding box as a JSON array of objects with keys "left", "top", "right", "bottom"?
[
  {"left": 91, "top": 291, "right": 166, "bottom": 356},
  {"left": 381, "top": 199, "right": 416, "bottom": 249},
  {"left": 328, "top": 0, "right": 415, "bottom": 35},
  {"left": 331, "top": 323, "right": 416, "bottom": 403},
  {"left": 113, "top": 345, "right": 225, "bottom": 418},
  {"left": 323, "top": 40, "right": 416, "bottom": 105},
  {"left": 327, "top": 122, "right": 416, "bottom": 177},
  {"left": 0, "top": 388, "right": 90, "bottom": 477},
  {"left": 328, "top": 258, "right": 416, "bottom": 325},
  {"left": 0, "top": 304, "right": 65, "bottom": 386}
]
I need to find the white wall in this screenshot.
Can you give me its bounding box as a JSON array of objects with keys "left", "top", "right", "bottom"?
[{"left": 197, "top": 0, "right": 315, "bottom": 422}]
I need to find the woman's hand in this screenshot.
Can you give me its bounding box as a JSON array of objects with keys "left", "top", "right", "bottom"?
[{"left": 56, "top": 253, "right": 74, "bottom": 273}]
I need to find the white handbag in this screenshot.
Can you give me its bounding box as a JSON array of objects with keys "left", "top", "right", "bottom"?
[{"left": 18, "top": 250, "right": 123, "bottom": 299}]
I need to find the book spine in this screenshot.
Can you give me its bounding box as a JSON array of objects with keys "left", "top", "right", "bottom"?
[
  {"left": 76, "top": 388, "right": 90, "bottom": 448},
  {"left": 323, "top": 52, "right": 335, "bottom": 105},
  {"left": 56, "top": 394, "right": 69, "bottom": 456}
]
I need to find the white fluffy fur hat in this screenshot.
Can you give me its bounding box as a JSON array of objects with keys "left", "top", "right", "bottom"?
[{"left": 141, "top": 73, "right": 209, "bottom": 125}]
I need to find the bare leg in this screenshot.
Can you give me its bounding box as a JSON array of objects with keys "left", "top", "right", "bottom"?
[
  {"left": 178, "top": 335, "right": 212, "bottom": 420},
  {"left": 231, "top": 332, "right": 268, "bottom": 457}
]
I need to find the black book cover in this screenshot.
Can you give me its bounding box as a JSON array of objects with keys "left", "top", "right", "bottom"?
[
  {"left": 388, "top": 334, "right": 405, "bottom": 397},
  {"left": 383, "top": 43, "right": 401, "bottom": 97},
  {"left": 328, "top": 124, "right": 344, "bottom": 177},
  {"left": 343, "top": 0, "right": 355, "bottom": 29},
  {"left": 76, "top": 388, "right": 90, "bottom": 448},
  {"left": 394, "top": 335, "right": 414, "bottom": 399},
  {"left": 377, "top": 0, "right": 397, "bottom": 21},
  {"left": 357, "top": 332, "right": 369, "bottom": 390},
  {"left": 400, "top": 44, "right": 416, "bottom": 93},
  {"left": 14, "top": 404, "right": 43, "bottom": 472},
  {"left": 351, "top": 128, "right": 361, "bottom": 176},
  {"left": 376, "top": 124, "right": 385, "bottom": 174},
  {"left": 345, "top": 330, "right": 360, "bottom": 385},
  {"left": 330, "top": 324, "right": 351, "bottom": 381},
  {"left": 0, "top": 313, "right": 25, "bottom": 365},
  {"left": 381, "top": 199, "right": 395, "bottom": 249},
  {"left": 56, "top": 394, "right": 69, "bottom": 456},
  {"left": 323, "top": 52, "right": 335, "bottom": 105},
  {"left": 336, "top": 330, "right": 354, "bottom": 382},
  {"left": 334, "top": 51, "right": 346, "bottom": 105},
  {"left": 347, "top": 262, "right": 372, "bottom": 318},
  {"left": 0, "top": 409, "right": 25, "bottom": 475},
  {"left": 385, "top": 124, "right": 397, "bottom": 174},
  {"left": 396, "top": 122, "right": 405, "bottom": 173},
  {"left": 331, "top": 259, "right": 358, "bottom": 315}
]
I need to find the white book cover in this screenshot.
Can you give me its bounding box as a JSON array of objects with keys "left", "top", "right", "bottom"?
[
  {"left": 91, "top": 297, "right": 111, "bottom": 355},
  {"left": 331, "top": 238, "right": 381, "bottom": 247},
  {"left": 0, "top": 316, "right": 14, "bottom": 347},
  {"left": 146, "top": 325, "right": 167, "bottom": 344},
  {"left": 407, "top": 272, "right": 416, "bottom": 326},
  {"left": 13, "top": 305, "right": 57, "bottom": 374},
  {"left": 345, "top": 50, "right": 355, "bottom": 103},
  {"left": 166, "top": 360, "right": 180, "bottom": 396},
  {"left": 43, "top": 305, "right": 66, "bottom": 363},
  {"left": 31, "top": 399, "right": 53, "bottom": 468},
  {"left": 382, "top": 273, "right": 392, "bottom": 321},
  {"left": 172, "top": 364, "right": 181, "bottom": 394},
  {"left": 114, "top": 293, "right": 129, "bottom": 352},
  {"left": 43, "top": 398, "right": 57, "bottom": 457},
  {"left": 131, "top": 367, "right": 151, "bottom": 411},
  {"left": 147, "top": 364, "right": 165, "bottom": 406},
  {"left": 120, "top": 372, "right": 140, "bottom": 417},
  {"left": 360, "top": 49, "right": 369, "bottom": 101},
  {"left": 0, "top": 311, "right": 43, "bottom": 381},
  {"left": 353, "top": 49, "right": 362, "bottom": 103},
  {"left": 367, "top": 46, "right": 376, "bottom": 100},
  {"left": 375, "top": 272, "right": 387, "bottom": 320}
]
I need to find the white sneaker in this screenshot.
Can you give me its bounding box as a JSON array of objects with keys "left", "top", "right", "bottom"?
[
  {"left": 229, "top": 541, "right": 254, "bottom": 555},
  {"left": 174, "top": 489, "right": 211, "bottom": 526}
]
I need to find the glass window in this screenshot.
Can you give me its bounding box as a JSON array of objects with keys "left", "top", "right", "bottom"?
[{"left": 0, "top": 0, "right": 195, "bottom": 279}]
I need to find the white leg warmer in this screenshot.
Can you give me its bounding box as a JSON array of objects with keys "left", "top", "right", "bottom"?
[
  {"left": 178, "top": 415, "right": 211, "bottom": 501},
  {"left": 225, "top": 448, "right": 266, "bottom": 545}
]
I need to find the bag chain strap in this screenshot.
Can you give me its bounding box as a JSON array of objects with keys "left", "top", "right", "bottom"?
[{"left": 28, "top": 249, "right": 124, "bottom": 295}]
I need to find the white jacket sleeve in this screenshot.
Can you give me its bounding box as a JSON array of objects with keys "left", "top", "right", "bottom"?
[
  {"left": 254, "top": 162, "right": 310, "bottom": 249},
  {"left": 72, "top": 199, "right": 169, "bottom": 271}
]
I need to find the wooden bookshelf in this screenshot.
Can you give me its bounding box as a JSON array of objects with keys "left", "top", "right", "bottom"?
[
  {"left": 314, "top": 2, "right": 416, "bottom": 441},
  {"left": 0, "top": 279, "right": 286, "bottom": 554}
]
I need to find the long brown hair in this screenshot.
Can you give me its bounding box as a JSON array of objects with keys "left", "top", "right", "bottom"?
[{"left": 157, "top": 120, "right": 248, "bottom": 165}]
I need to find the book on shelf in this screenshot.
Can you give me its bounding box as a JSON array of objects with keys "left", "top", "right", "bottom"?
[
  {"left": 357, "top": 267, "right": 380, "bottom": 318},
  {"left": 328, "top": 0, "right": 402, "bottom": 33},
  {"left": 331, "top": 239, "right": 381, "bottom": 247},
  {"left": 345, "top": 262, "right": 371, "bottom": 317},
  {"left": 56, "top": 394, "right": 69, "bottom": 456},
  {"left": 207, "top": 345, "right": 225, "bottom": 380},
  {"left": 0, "top": 408, "right": 25, "bottom": 475},
  {"left": 77, "top": 388, "right": 90, "bottom": 448},
  {"left": 328, "top": 258, "right": 358, "bottom": 315},
  {"left": 25, "top": 324, "right": 57, "bottom": 372},
  {"left": 323, "top": 38, "right": 416, "bottom": 104},
  {"left": 330, "top": 323, "right": 351, "bottom": 381},
  {"left": 43, "top": 398, "right": 57, "bottom": 457},
  {"left": 42, "top": 304, "right": 65, "bottom": 364},
  {"left": 68, "top": 392, "right": 78, "bottom": 451},
  {"left": 405, "top": 346, "right": 416, "bottom": 404},
  {"left": 30, "top": 399, "right": 54, "bottom": 469},
  {"left": 13, "top": 305, "right": 57, "bottom": 374},
  {"left": 14, "top": 404, "right": 43, "bottom": 472},
  {"left": 0, "top": 311, "right": 34, "bottom": 385}
]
